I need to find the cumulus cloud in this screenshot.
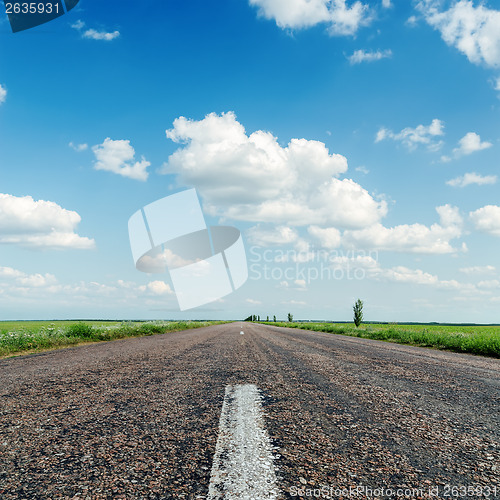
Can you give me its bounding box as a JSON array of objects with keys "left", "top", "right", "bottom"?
[
  {"left": 248, "top": 0, "right": 372, "bottom": 35},
  {"left": 138, "top": 280, "right": 174, "bottom": 296},
  {"left": 375, "top": 119, "right": 444, "bottom": 151},
  {"left": 72, "top": 20, "right": 120, "bottom": 41},
  {"left": 382, "top": 0, "right": 392, "bottom": 8},
  {"left": 0, "top": 84, "right": 6, "bottom": 104},
  {"left": 308, "top": 225, "right": 342, "bottom": 249},
  {"left": 453, "top": 132, "right": 492, "bottom": 157},
  {"left": 92, "top": 138, "right": 150, "bottom": 181},
  {"left": 162, "top": 112, "right": 386, "bottom": 229},
  {"left": 417, "top": 0, "right": 500, "bottom": 68},
  {"left": 0, "top": 266, "right": 57, "bottom": 287},
  {"left": 342, "top": 204, "right": 463, "bottom": 254},
  {"left": 0, "top": 193, "right": 95, "bottom": 249},
  {"left": 469, "top": 205, "right": 500, "bottom": 236},
  {"left": 247, "top": 225, "right": 299, "bottom": 246},
  {"left": 83, "top": 29, "right": 120, "bottom": 41},
  {"left": 330, "top": 256, "right": 474, "bottom": 292},
  {"left": 446, "top": 172, "right": 497, "bottom": 188},
  {"left": 348, "top": 49, "right": 392, "bottom": 64}
]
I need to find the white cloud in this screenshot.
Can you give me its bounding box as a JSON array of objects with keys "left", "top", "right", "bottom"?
[
  {"left": 0, "top": 193, "right": 95, "bottom": 250},
  {"left": 308, "top": 225, "right": 342, "bottom": 249},
  {"left": 0, "top": 266, "right": 57, "bottom": 287},
  {"left": 477, "top": 279, "right": 500, "bottom": 290},
  {"left": 375, "top": 119, "right": 444, "bottom": 150},
  {"left": 247, "top": 225, "right": 298, "bottom": 246},
  {"left": 348, "top": 49, "right": 392, "bottom": 64},
  {"left": 248, "top": 0, "right": 371, "bottom": 35},
  {"left": 72, "top": 19, "right": 120, "bottom": 41},
  {"left": 446, "top": 172, "right": 497, "bottom": 187},
  {"left": 71, "top": 20, "right": 85, "bottom": 30},
  {"left": 138, "top": 280, "right": 173, "bottom": 296},
  {"left": 83, "top": 29, "right": 120, "bottom": 41},
  {"left": 470, "top": 205, "right": 500, "bottom": 236},
  {"left": 459, "top": 265, "right": 496, "bottom": 275},
  {"left": 69, "top": 141, "right": 88, "bottom": 152},
  {"left": 0, "top": 84, "right": 6, "bottom": 104},
  {"left": 406, "top": 15, "right": 418, "bottom": 26},
  {"left": 342, "top": 204, "right": 463, "bottom": 254},
  {"left": 417, "top": 0, "right": 500, "bottom": 68},
  {"left": 92, "top": 138, "right": 150, "bottom": 181},
  {"left": 452, "top": 132, "right": 492, "bottom": 157},
  {"left": 382, "top": 0, "right": 392, "bottom": 8},
  {"left": 162, "top": 112, "right": 386, "bottom": 229}
]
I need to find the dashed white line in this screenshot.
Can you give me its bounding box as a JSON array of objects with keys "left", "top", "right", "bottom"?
[{"left": 207, "top": 384, "right": 280, "bottom": 499}]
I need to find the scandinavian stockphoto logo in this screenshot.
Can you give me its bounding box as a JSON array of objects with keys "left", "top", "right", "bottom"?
[
  {"left": 128, "top": 189, "right": 248, "bottom": 311},
  {"left": 3, "top": 0, "right": 79, "bottom": 33}
]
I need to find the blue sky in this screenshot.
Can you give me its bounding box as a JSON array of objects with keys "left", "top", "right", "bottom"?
[{"left": 1, "top": 0, "right": 500, "bottom": 322}]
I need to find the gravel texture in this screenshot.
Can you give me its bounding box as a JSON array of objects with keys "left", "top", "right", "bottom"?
[{"left": 0, "top": 322, "right": 498, "bottom": 499}]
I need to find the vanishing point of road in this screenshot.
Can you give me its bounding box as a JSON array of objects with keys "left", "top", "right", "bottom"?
[{"left": 0, "top": 322, "right": 498, "bottom": 499}]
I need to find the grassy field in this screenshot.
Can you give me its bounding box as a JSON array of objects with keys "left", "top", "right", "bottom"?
[
  {"left": 262, "top": 321, "right": 500, "bottom": 358},
  {"left": 0, "top": 320, "right": 225, "bottom": 358}
]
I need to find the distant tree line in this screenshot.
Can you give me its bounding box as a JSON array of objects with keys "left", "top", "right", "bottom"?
[{"left": 244, "top": 299, "right": 364, "bottom": 327}]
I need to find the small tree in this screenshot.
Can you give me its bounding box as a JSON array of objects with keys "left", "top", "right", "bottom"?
[
  {"left": 353, "top": 299, "right": 364, "bottom": 327},
  {"left": 273, "top": 315, "right": 276, "bottom": 322},
  {"left": 288, "top": 313, "right": 293, "bottom": 322},
  {"left": 258, "top": 315, "right": 260, "bottom": 322},
  {"left": 266, "top": 316, "right": 269, "bottom": 321}
]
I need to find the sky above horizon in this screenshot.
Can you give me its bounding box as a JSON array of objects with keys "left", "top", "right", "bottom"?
[{"left": 1, "top": 0, "right": 500, "bottom": 322}]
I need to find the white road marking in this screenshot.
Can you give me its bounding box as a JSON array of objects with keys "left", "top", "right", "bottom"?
[{"left": 207, "top": 384, "right": 280, "bottom": 499}]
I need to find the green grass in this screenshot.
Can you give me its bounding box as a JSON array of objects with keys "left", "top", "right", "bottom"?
[
  {"left": 0, "top": 320, "right": 225, "bottom": 358},
  {"left": 261, "top": 322, "right": 500, "bottom": 358}
]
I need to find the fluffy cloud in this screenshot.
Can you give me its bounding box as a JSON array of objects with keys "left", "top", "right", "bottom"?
[
  {"left": 0, "top": 266, "right": 57, "bottom": 287},
  {"left": 469, "top": 205, "right": 500, "bottom": 236},
  {"left": 417, "top": 0, "right": 500, "bottom": 68},
  {"left": 92, "top": 138, "right": 150, "bottom": 181},
  {"left": 247, "top": 225, "right": 299, "bottom": 246},
  {"left": 308, "top": 225, "right": 342, "bottom": 249},
  {"left": 0, "top": 84, "right": 6, "bottom": 104},
  {"left": 348, "top": 49, "right": 392, "bottom": 64},
  {"left": 0, "top": 193, "right": 95, "bottom": 249},
  {"left": 138, "top": 280, "right": 174, "bottom": 296},
  {"left": 248, "top": 0, "right": 371, "bottom": 35},
  {"left": 162, "top": 112, "right": 386, "bottom": 228},
  {"left": 375, "top": 119, "right": 444, "bottom": 151},
  {"left": 83, "top": 29, "right": 120, "bottom": 41},
  {"left": 72, "top": 20, "right": 120, "bottom": 41},
  {"left": 453, "top": 132, "right": 492, "bottom": 156},
  {"left": 342, "top": 204, "right": 463, "bottom": 253},
  {"left": 446, "top": 172, "right": 497, "bottom": 188}
]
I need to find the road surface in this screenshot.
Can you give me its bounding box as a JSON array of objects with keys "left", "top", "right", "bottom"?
[{"left": 0, "top": 322, "right": 498, "bottom": 499}]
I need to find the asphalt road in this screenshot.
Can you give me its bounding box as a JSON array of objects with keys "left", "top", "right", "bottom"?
[{"left": 0, "top": 322, "right": 499, "bottom": 499}]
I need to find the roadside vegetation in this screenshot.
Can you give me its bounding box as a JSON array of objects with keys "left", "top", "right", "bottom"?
[
  {"left": 0, "top": 320, "right": 224, "bottom": 358},
  {"left": 261, "top": 321, "right": 500, "bottom": 358}
]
